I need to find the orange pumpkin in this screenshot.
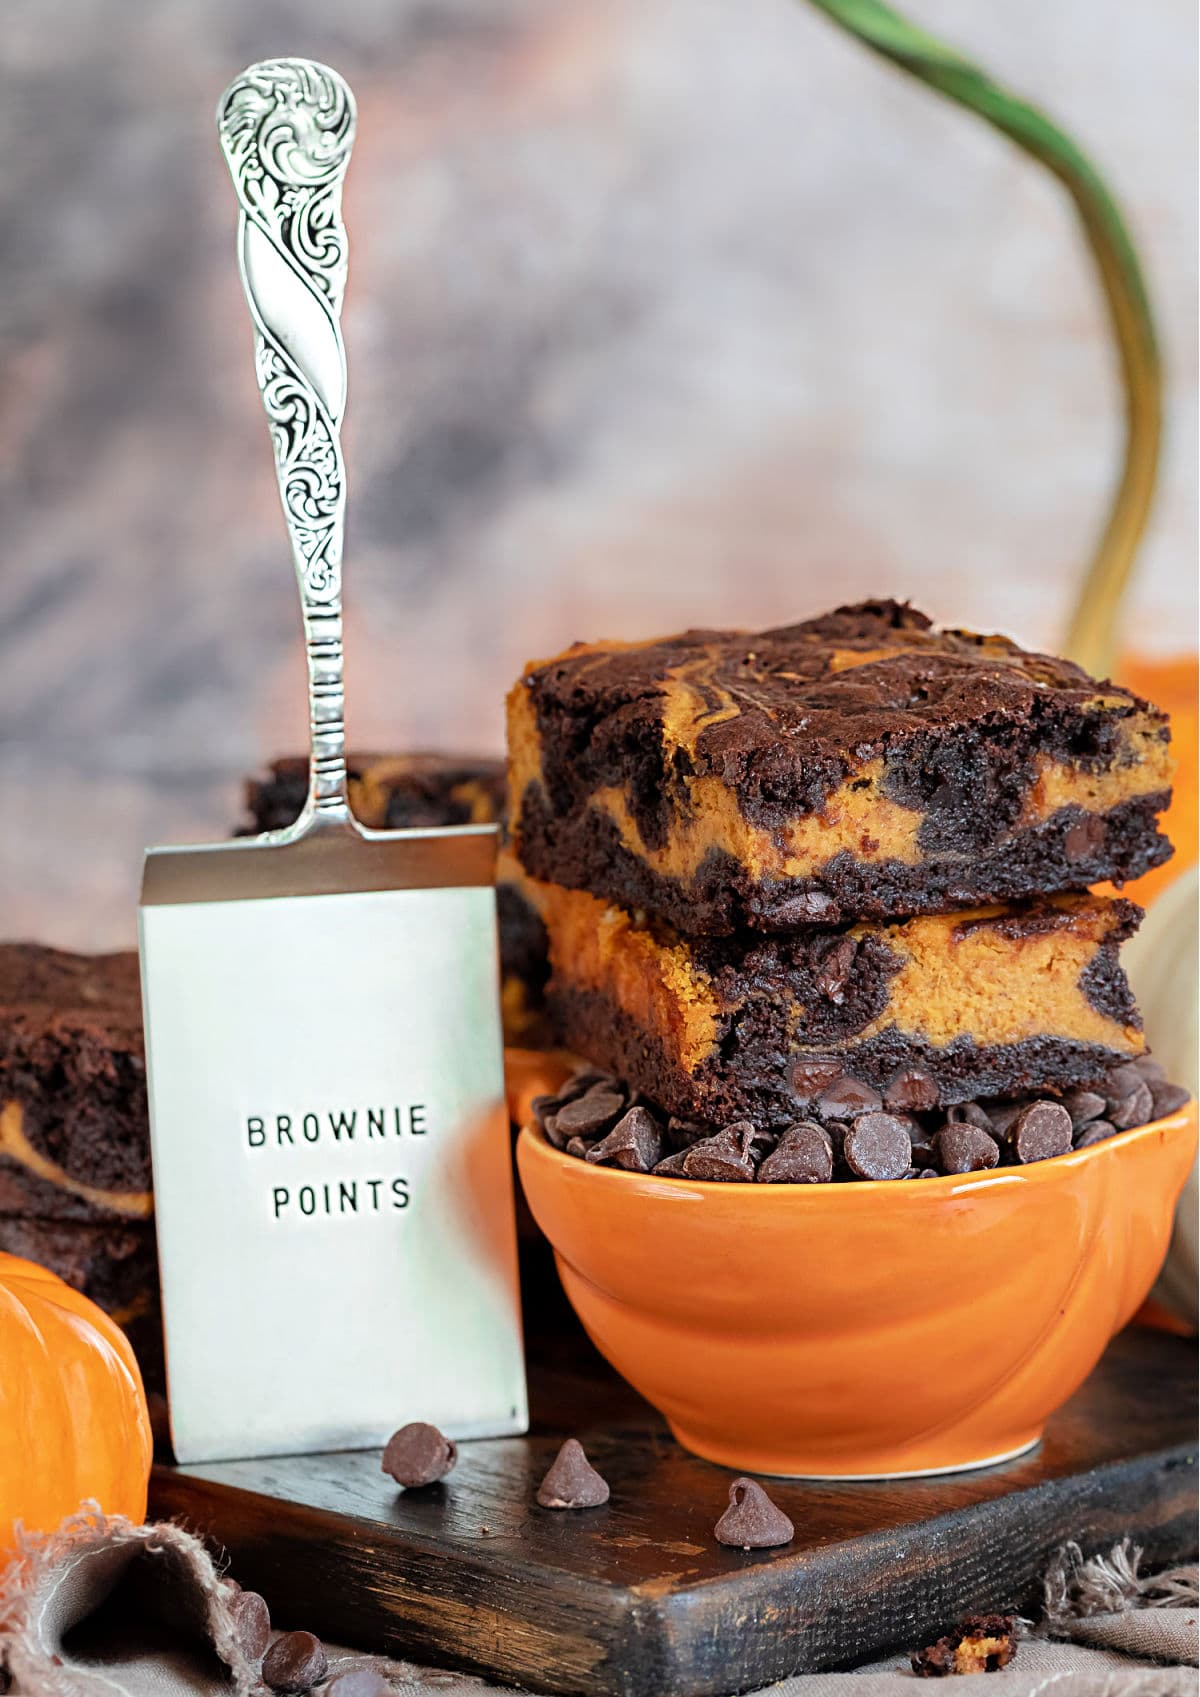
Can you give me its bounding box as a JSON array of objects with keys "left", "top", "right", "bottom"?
[{"left": 0, "top": 1253, "right": 152, "bottom": 1552}]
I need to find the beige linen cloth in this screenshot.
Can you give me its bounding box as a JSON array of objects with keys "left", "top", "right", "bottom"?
[{"left": 1, "top": 1511, "right": 1195, "bottom": 1697}]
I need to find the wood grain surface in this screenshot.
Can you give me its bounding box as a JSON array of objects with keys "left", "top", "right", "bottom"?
[{"left": 150, "top": 1306, "right": 1198, "bottom": 1697}]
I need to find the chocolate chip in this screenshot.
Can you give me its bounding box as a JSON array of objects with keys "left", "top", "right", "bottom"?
[
  {"left": 1074, "top": 1118, "right": 1117, "bottom": 1148},
  {"left": 651, "top": 1148, "right": 692, "bottom": 1177},
  {"left": 554, "top": 1088, "right": 626, "bottom": 1136},
  {"left": 565, "top": 1135, "right": 594, "bottom": 1158},
  {"left": 714, "top": 1477, "right": 794, "bottom": 1549},
  {"left": 884, "top": 1067, "right": 939, "bottom": 1113},
  {"left": 758, "top": 1122, "right": 833, "bottom": 1183},
  {"left": 540, "top": 1113, "right": 569, "bottom": 1150},
  {"left": 1011, "top": 1101, "right": 1072, "bottom": 1164},
  {"left": 816, "top": 936, "right": 857, "bottom": 1003},
  {"left": 817, "top": 1076, "right": 882, "bottom": 1120},
  {"left": 1062, "top": 1090, "right": 1107, "bottom": 1131},
  {"left": 559, "top": 1067, "right": 615, "bottom": 1102},
  {"left": 585, "top": 1106, "right": 663, "bottom": 1172},
  {"left": 530, "top": 1093, "right": 560, "bottom": 1129},
  {"left": 986, "top": 1100, "right": 1025, "bottom": 1140},
  {"left": 844, "top": 1111, "right": 911, "bottom": 1180},
  {"left": 1064, "top": 815, "right": 1105, "bottom": 862},
  {"left": 666, "top": 1115, "right": 707, "bottom": 1150},
  {"left": 1105, "top": 1062, "right": 1147, "bottom": 1101},
  {"left": 536, "top": 1439, "right": 609, "bottom": 1508},
  {"left": 770, "top": 890, "right": 839, "bottom": 924},
  {"left": 915, "top": 1167, "right": 940, "bottom": 1178},
  {"left": 1133, "top": 1055, "right": 1166, "bottom": 1083},
  {"left": 789, "top": 1058, "right": 844, "bottom": 1106},
  {"left": 1107, "top": 1079, "right": 1154, "bottom": 1130},
  {"left": 262, "top": 1631, "right": 329, "bottom": 1694},
  {"left": 1150, "top": 1081, "right": 1191, "bottom": 1119},
  {"left": 381, "top": 1421, "right": 457, "bottom": 1488},
  {"left": 325, "top": 1672, "right": 393, "bottom": 1697},
  {"left": 936, "top": 1124, "right": 1000, "bottom": 1174},
  {"left": 946, "top": 1101, "right": 995, "bottom": 1133},
  {"left": 227, "top": 1588, "right": 271, "bottom": 1660},
  {"left": 909, "top": 1137, "right": 937, "bottom": 1169},
  {"left": 682, "top": 1122, "right": 758, "bottom": 1182}
]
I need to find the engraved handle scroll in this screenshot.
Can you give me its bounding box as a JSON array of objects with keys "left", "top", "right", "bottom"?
[{"left": 217, "top": 59, "right": 357, "bottom": 824}]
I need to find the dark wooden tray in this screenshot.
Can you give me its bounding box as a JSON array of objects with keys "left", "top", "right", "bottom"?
[{"left": 150, "top": 1290, "right": 1198, "bottom": 1697}]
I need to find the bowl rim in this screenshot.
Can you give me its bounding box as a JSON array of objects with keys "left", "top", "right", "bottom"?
[{"left": 517, "top": 1101, "right": 1197, "bottom": 1204}]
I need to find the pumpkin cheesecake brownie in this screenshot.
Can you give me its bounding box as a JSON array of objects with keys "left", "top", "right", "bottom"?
[
  {"left": 507, "top": 600, "right": 1172, "bottom": 934},
  {"left": 0, "top": 944, "right": 162, "bottom": 1384},
  {"left": 534, "top": 881, "right": 1145, "bottom": 1125}
]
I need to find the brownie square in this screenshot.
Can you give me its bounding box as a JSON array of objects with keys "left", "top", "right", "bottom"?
[
  {"left": 534, "top": 879, "right": 1145, "bottom": 1126},
  {"left": 0, "top": 945, "right": 151, "bottom": 1222},
  {"left": 508, "top": 600, "right": 1172, "bottom": 933}
]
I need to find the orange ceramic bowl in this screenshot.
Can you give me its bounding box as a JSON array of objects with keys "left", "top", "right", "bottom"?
[{"left": 517, "top": 1104, "right": 1197, "bottom": 1477}]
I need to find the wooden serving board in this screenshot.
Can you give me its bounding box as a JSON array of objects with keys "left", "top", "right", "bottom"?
[{"left": 150, "top": 1284, "right": 1198, "bottom": 1697}]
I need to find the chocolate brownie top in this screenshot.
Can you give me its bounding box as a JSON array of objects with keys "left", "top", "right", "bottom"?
[
  {"left": 243, "top": 752, "right": 505, "bottom": 834},
  {"left": 0, "top": 944, "right": 142, "bottom": 1051},
  {"left": 520, "top": 600, "right": 1168, "bottom": 834}
]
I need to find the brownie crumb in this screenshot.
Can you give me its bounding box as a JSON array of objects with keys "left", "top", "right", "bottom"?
[{"left": 911, "top": 1614, "right": 1017, "bottom": 1677}]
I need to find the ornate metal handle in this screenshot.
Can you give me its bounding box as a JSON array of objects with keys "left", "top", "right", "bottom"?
[{"left": 218, "top": 58, "right": 356, "bottom": 826}]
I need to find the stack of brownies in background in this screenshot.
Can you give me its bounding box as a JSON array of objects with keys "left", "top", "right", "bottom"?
[{"left": 508, "top": 600, "right": 1189, "bottom": 1180}]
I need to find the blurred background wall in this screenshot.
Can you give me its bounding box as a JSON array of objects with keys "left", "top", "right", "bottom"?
[{"left": 2, "top": 0, "right": 1196, "bottom": 948}]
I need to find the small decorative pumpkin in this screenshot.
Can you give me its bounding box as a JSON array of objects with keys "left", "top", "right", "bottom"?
[{"left": 0, "top": 1253, "right": 152, "bottom": 1553}]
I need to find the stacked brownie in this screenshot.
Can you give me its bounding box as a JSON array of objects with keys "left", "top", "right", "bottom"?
[
  {"left": 0, "top": 945, "right": 163, "bottom": 1381},
  {"left": 507, "top": 600, "right": 1185, "bottom": 1180}
]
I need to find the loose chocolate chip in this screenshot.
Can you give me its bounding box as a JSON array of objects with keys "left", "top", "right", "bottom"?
[
  {"left": 666, "top": 1115, "right": 707, "bottom": 1150},
  {"left": 530, "top": 1093, "right": 560, "bottom": 1129},
  {"left": 758, "top": 1123, "right": 833, "bottom": 1183},
  {"left": 770, "top": 890, "right": 839, "bottom": 925},
  {"left": 1062, "top": 1090, "right": 1107, "bottom": 1131},
  {"left": 651, "top": 1148, "right": 692, "bottom": 1177},
  {"left": 325, "top": 1672, "right": 393, "bottom": 1697},
  {"left": 682, "top": 1123, "right": 758, "bottom": 1182},
  {"left": 1105, "top": 1062, "right": 1147, "bottom": 1101},
  {"left": 536, "top": 1439, "right": 609, "bottom": 1508},
  {"left": 789, "top": 1058, "right": 844, "bottom": 1106},
  {"left": 1074, "top": 1118, "right": 1117, "bottom": 1149},
  {"left": 585, "top": 1106, "right": 663, "bottom": 1172},
  {"left": 1150, "top": 1081, "right": 1191, "bottom": 1119},
  {"left": 1011, "top": 1101, "right": 1072, "bottom": 1164},
  {"left": 817, "top": 1076, "right": 882, "bottom": 1120},
  {"left": 844, "top": 1112, "right": 912, "bottom": 1181},
  {"left": 816, "top": 936, "right": 857, "bottom": 1004},
  {"left": 381, "top": 1421, "right": 457, "bottom": 1489},
  {"left": 946, "top": 1101, "right": 995, "bottom": 1133},
  {"left": 558, "top": 1067, "right": 615, "bottom": 1102},
  {"left": 1064, "top": 816, "right": 1105, "bottom": 863},
  {"left": 227, "top": 1587, "right": 271, "bottom": 1660},
  {"left": 540, "top": 1113, "right": 569, "bottom": 1150},
  {"left": 555, "top": 1088, "right": 626, "bottom": 1136},
  {"left": 1107, "top": 1079, "right": 1154, "bottom": 1130},
  {"left": 714, "top": 1478, "right": 794, "bottom": 1549},
  {"left": 936, "top": 1124, "right": 1000, "bottom": 1175},
  {"left": 986, "top": 1100, "right": 1025, "bottom": 1140},
  {"left": 884, "top": 1067, "right": 939, "bottom": 1113},
  {"left": 262, "top": 1631, "right": 329, "bottom": 1694}
]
